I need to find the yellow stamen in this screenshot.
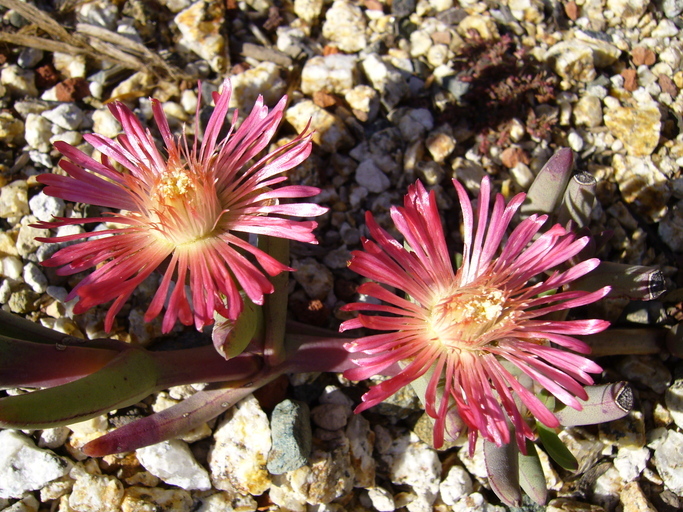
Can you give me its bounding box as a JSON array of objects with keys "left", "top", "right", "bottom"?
[{"left": 429, "top": 287, "right": 506, "bottom": 347}]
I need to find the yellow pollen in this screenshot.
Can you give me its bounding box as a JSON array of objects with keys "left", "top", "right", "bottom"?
[
  {"left": 147, "top": 167, "right": 219, "bottom": 246},
  {"left": 155, "top": 169, "right": 193, "bottom": 201},
  {"left": 429, "top": 287, "right": 506, "bottom": 347}
]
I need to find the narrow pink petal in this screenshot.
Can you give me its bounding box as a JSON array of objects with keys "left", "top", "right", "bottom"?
[
  {"left": 53, "top": 141, "right": 126, "bottom": 184},
  {"left": 452, "top": 178, "right": 474, "bottom": 279}
]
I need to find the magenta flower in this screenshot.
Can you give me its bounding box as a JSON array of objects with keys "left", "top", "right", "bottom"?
[
  {"left": 36, "top": 79, "right": 327, "bottom": 333},
  {"left": 341, "top": 178, "right": 610, "bottom": 451}
]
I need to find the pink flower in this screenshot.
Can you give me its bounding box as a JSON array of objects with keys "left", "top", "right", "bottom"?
[
  {"left": 341, "top": 178, "right": 609, "bottom": 451},
  {"left": 36, "top": 79, "right": 327, "bottom": 333}
]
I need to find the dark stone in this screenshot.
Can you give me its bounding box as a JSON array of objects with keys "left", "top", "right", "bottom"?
[
  {"left": 392, "top": 0, "right": 416, "bottom": 18},
  {"left": 267, "top": 399, "right": 312, "bottom": 474}
]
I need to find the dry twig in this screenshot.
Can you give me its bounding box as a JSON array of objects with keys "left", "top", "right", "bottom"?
[{"left": 0, "top": 0, "right": 188, "bottom": 79}]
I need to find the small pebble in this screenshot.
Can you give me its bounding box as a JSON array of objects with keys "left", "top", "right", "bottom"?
[
  {"left": 0, "top": 431, "right": 71, "bottom": 499},
  {"left": 137, "top": 440, "right": 211, "bottom": 491}
]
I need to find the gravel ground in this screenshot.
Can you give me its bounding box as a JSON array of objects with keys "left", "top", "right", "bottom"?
[{"left": 1, "top": 0, "right": 683, "bottom": 511}]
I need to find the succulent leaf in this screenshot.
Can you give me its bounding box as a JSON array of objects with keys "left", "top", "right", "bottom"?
[
  {"left": 552, "top": 382, "right": 633, "bottom": 426},
  {"left": 518, "top": 440, "right": 548, "bottom": 505},
  {"left": 82, "top": 372, "right": 280, "bottom": 456},
  {"left": 557, "top": 172, "right": 596, "bottom": 229},
  {"left": 485, "top": 438, "right": 522, "bottom": 507},
  {"left": 520, "top": 148, "right": 574, "bottom": 217},
  {"left": 536, "top": 422, "right": 578, "bottom": 471},
  {"left": 212, "top": 294, "right": 263, "bottom": 360},
  {"left": 0, "top": 348, "right": 159, "bottom": 429},
  {"left": 572, "top": 262, "right": 666, "bottom": 301},
  {"left": 0, "top": 336, "right": 118, "bottom": 388}
]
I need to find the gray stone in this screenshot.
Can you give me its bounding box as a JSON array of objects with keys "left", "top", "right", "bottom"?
[
  {"left": 620, "top": 482, "right": 658, "bottom": 512},
  {"left": 0, "top": 280, "right": 12, "bottom": 303},
  {"left": 29, "top": 150, "right": 52, "bottom": 168},
  {"left": 362, "top": 54, "right": 410, "bottom": 110},
  {"left": 24, "top": 114, "right": 52, "bottom": 152},
  {"left": 195, "top": 490, "right": 257, "bottom": 512},
  {"left": 29, "top": 191, "right": 65, "bottom": 223},
  {"left": 42, "top": 104, "right": 85, "bottom": 131},
  {"left": 378, "top": 430, "right": 440, "bottom": 512},
  {"left": 616, "top": 355, "right": 671, "bottom": 394},
  {"left": 292, "top": 257, "right": 334, "bottom": 300},
  {"left": 267, "top": 399, "right": 312, "bottom": 475},
  {"left": 0, "top": 111, "right": 24, "bottom": 144},
  {"left": 665, "top": 378, "right": 683, "bottom": 430},
  {"left": 311, "top": 403, "right": 351, "bottom": 431},
  {"left": 137, "top": 439, "right": 211, "bottom": 490},
  {"left": 76, "top": 0, "right": 118, "bottom": 29},
  {"left": 9, "top": 288, "right": 40, "bottom": 314},
  {"left": 2, "top": 255, "right": 23, "bottom": 280},
  {"left": 49, "top": 130, "right": 83, "bottom": 147},
  {"left": 0, "top": 430, "right": 71, "bottom": 499},
  {"left": 410, "top": 29, "right": 433, "bottom": 57},
  {"left": 457, "top": 14, "right": 499, "bottom": 40},
  {"left": 1, "top": 65, "right": 38, "bottom": 97},
  {"left": 23, "top": 261, "right": 48, "bottom": 293},
  {"left": 52, "top": 52, "right": 87, "bottom": 79},
  {"left": 439, "top": 465, "right": 473, "bottom": 506},
  {"left": 340, "top": 223, "right": 361, "bottom": 245},
  {"left": 323, "top": 246, "right": 352, "bottom": 269},
  {"left": 558, "top": 428, "right": 605, "bottom": 474},
  {"left": 392, "top": 0, "right": 416, "bottom": 17},
  {"left": 614, "top": 446, "right": 649, "bottom": 482},
  {"left": 654, "top": 429, "right": 683, "bottom": 495},
  {"left": 663, "top": 0, "right": 683, "bottom": 18},
  {"left": 228, "top": 62, "right": 287, "bottom": 111},
  {"left": 355, "top": 160, "right": 391, "bottom": 193},
  {"left": 346, "top": 414, "right": 375, "bottom": 488},
  {"left": 397, "top": 108, "right": 434, "bottom": 141},
  {"left": 16, "top": 223, "right": 50, "bottom": 257},
  {"left": 38, "top": 427, "right": 71, "bottom": 450},
  {"left": 92, "top": 108, "right": 122, "bottom": 138},
  {"left": 652, "top": 19, "right": 679, "bottom": 38},
  {"left": 367, "top": 487, "right": 395, "bottom": 511},
  {"left": 3, "top": 494, "right": 39, "bottom": 512},
  {"left": 17, "top": 48, "right": 43, "bottom": 69}
]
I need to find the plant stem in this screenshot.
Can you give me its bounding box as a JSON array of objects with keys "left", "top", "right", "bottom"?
[{"left": 261, "top": 235, "right": 290, "bottom": 367}]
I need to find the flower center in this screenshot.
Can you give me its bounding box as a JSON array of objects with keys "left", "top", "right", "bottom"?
[
  {"left": 429, "top": 287, "right": 506, "bottom": 347},
  {"left": 148, "top": 167, "right": 221, "bottom": 246},
  {"left": 156, "top": 169, "right": 193, "bottom": 200}
]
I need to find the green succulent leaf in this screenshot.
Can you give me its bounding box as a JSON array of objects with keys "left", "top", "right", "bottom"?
[
  {"left": 536, "top": 422, "right": 578, "bottom": 471},
  {"left": 552, "top": 382, "right": 633, "bottom": 426},
  {"left": 484, "top": 438, "right": 522, "bottom": 507},
  {"left": 0, "top": 336, "right": 118, "bottom": 388},
  {"left": 556, "top": 171, "right": 596, "bottom": 229},
  {"left": 520, "top": 148, "right": 574, "bottom": 218},
  {"left": 212, "top": 294, "right": 263, "bottom": 360},
  {"left": 518, "top": 440, "right": 548, "bottom": 505},
  {"left": 0, "top": 348, "right": 160, "bottom": 429}
]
